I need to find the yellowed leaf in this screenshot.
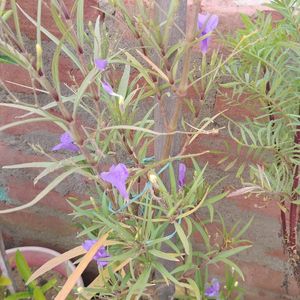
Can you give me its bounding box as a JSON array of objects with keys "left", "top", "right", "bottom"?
[
  {"left": 27, "top": 246, "right": 86, "bottom": 285},
  {"left": 76, "top": 258, "right": 131, "bottom": 300},
  {"left": 55, "top": 233, "right": 109, "bottom": 300},
  {"left": 135, "top": 49, "right": 169, "bottom": 82}
]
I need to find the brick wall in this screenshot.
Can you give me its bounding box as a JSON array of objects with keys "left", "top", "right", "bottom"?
[{"left": 0, "top": 1, "right": 297, "bottom": 299}]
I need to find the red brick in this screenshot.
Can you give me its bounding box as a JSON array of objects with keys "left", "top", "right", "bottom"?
[
  {"left": 0, "top": 63, "right": 33, "bottom": 93},
  {"left": 0, "top": 106, "right": 62, "bottom": 135},
  {"left": 6, "top": 177, "right": 74, "bottom": 213},
  {"left": 266, "top": 248, "right": 287, "bottom": 262},
  {"left": 239, "top": 261, "right": 298, "bottom": 297},
  {"left": 0, "top": 141, "right": 45, "bottom": 166},
  {"left": 185, "top": 134, "right": 259, "bottom": 169},
  {"left": 214, "top": 92, "right": 259, "bottom": 121},
  {"left": 208, "top": 260, "right": 298, "bottom": 298},
  {"left": 227, "top": 194, "right": 281, "bottom": 220},
  {"left": 0, "top": 203, "right": 76, "bottom": 236},
  {"left": 59, "top": 56, "right": 84, "bottom": 87}
]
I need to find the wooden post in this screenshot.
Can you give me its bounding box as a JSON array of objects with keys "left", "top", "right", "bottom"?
[{"left": 154, "top": 1, "right": 187, "bottom": 164}]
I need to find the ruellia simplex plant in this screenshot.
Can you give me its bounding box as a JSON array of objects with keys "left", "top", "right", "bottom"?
[
  {"left": 0, "top": 0, "right": 257, "bottom": 299},
  {"left": 221, "top": 0, "right": 300, "bottom": 287}
]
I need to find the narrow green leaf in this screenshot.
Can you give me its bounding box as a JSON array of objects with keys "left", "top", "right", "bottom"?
[
  {"left": 186, "top": 278, "right": 201, "bottom": 300},
  {"left": 15, "top": 250, "right": 36, "bottom": 289},
  {"left": 126, "top": 266, "right": 151, "bottom": 300},
  {"left": 76, "top": 0, "right": 84, "bottom": 46},
  {"left": 117, "top": 65, "right": 130, "bottom": 98},
  {"left": 209, "top": 245, "right": 252, "bottom": 264},
  {"left": 0, "top": 275, "right": 11, "bottom": 286},
  {"left": 174, "top": 222, "right": 190, "bottom": 255},
  {"left": 73, "top": 67, "right": 99, "bottom": 117},
  {"left": 149, "top": 249, "right": 179, "bottom": 262},
  {"left": 33, "top": 287, "right": 46, "bottom": 300}
]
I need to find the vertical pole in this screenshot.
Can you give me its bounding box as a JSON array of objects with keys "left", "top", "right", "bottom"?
[{"left": 154, "top": 0, "right": 187, "bottom": 162}]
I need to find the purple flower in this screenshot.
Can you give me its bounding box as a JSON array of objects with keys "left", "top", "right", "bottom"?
[
  {"left": 197, "top": 13, "right": 219, "bottom": 53},
  {"left": 95, "top": 58, "right": 108, "bottom": 71},
  {"left": 82, "top": 239, "right": 110, "bottom": 267},
  {"left": 205, "top": 278, "right": 220, "bottom": 298},
  {"left": 52, "top": 132, "right": 79, "bottom": 152},
  {"left": 102, "top": 81, "right": 114, "bottom": 96},
  {"left": 100, "top": 163, "right": 129, "bottom": 199},
  {"left": 178, "top": 163, "right": 186, "bottom": 188}
]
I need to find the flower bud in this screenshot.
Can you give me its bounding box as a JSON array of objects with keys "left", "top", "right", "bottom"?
[
  {"left": 35, "top": 43, "right": 43, "bottom": 71},
  {"left": 118, "top": 96, "right": 125, "bottom": 113},
  {"left": 148, "top": 172, "right": 159, "bottom": 188}
]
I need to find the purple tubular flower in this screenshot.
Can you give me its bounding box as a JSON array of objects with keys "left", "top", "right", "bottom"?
[
  {"left": 100, "top": 163, "right": 129, "bottom": 199},
  {"left": 102, "top": 81, "right": 114, "bottom": 96},
  {"left": 205, "top": 278, "right": 220, "bottom": 298},
  {"left": 178, "top": 163, "right": 186, "bottom": 188},
  {"left": 95, "top": 58, "right": 108, "bottom": 71},
  {"left": 82, "top": 240, "right": 110, "bottom": 267},
  {"left": 52, "top": 132, "right": 79, "bottom": 152},
  {"left": 197, "top": 13, "right": 219, "bottom": 53}
]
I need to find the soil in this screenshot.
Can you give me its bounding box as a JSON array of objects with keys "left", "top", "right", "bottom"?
[{"left": 5, "top": 267, "right": 75, "bottom": 300}]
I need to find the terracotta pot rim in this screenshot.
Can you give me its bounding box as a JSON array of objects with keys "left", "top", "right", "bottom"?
[{"left": 4, "top": 246, "right": 84, "bottom": 288}]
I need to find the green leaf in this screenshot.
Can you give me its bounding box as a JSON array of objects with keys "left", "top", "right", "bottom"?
[
  {"left": 15, "top": 250, "right": 36, "bottom": 289},
  {"left": 174, "top": 222, "right": 190, "bottom": 255},
  {"left": 5, "top": 291, "right": 31, "bottom": 300},
  {"left": 40, "top": 278, "right": 57, "bottom": 293},
  {"left": 72, "top": 67, "right": 99, "bottom": 117},
  {"left": 149, "top": 249, "right": 180, "bottom": 262},
  {"left": 0, "top": 275, "right": 11, "bottom": 286},
  {"left": 76, "top": 0, "right": 84, "bottom": 46},
  {"left": 33, "top": 287, "right": 46, "bottom": 300},
  {"left": 17, "top": 4, "right": 82, "bottom": 70},
  {"left": 0, "top": 55, "right": 16, "bottom": 64},
  {"left": 126, "top": 266, "right": 151, "bottom": 300},
  {"left": 186, "top": 278, "right": 201, "bottom": 300},
  {"left": 222, "top": 258, "right": 245, "bottom": 281},
  {"left": 117, "top": 65, "right": 130, "bottom": 98},
  {"left": 154, "top": 262, "right": 191, "bottom": 289},
  {"left": 204, "top": 192, "right": 228, "bottom": 206},
  {"left": 234, "top": 217, "right": 254, "bottom": 240},
  {"left": 209, "top": 245, "right": 252, "bottom": 264}
]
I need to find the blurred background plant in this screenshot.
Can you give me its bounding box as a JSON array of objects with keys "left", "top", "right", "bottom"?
[
  {"left": 0, "top": 230, "right": 59, "bottom": 300},
  {"left": 220, "top": 0, "right": 300, "bottom": 287},
  {"left": 0, "top": 0, "right": 254, "bottom": 298}
]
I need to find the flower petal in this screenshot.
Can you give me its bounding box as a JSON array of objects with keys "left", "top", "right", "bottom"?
[
  {"left": 51, "top": 143, "right": 64, "bottom": 151},
  {"left": 197, "top": 13, "right": 219, "bottom": 33},
  {"left": 197, "top": 13, "right": 208, "bottom": 31},
  {"left": 95, "top": 58, "right": 108, "bottom": 71},
  {"left": 205, "top": 278, "right": 220, "bottom": 297},
  {"left": 82, "top": 240, "right": 110, "bottom": 267},
  {"left": 60, "top": 132, "right": 73, "bottom": 144},
  {"left": 206, "top": 14, "right": 219, "bottom": 33},
  {"left": 63, "top": 143, "right": 80, "bottom": 152},
  {"left": 102, "top": 81, "right": 114, "bottom": 96},
  {"left": 178, "top": 163, "right": 186, "bottom": 188},
  {"left": 200, "top": 36, "right": 210, "bottom": 54},
  {"left": 82, "top": 239, "right": 96, "bottom": 251},
  {"left": 100, "top": 163, "right": 129, "bottom": 199}
]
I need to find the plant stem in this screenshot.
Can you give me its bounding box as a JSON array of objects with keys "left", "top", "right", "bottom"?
[
  {"left": 161, "top": 0, "right": 200, "bottom": 160},
  {"left": 289, "top": 124, "right": 300, "bottom": 255}
]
